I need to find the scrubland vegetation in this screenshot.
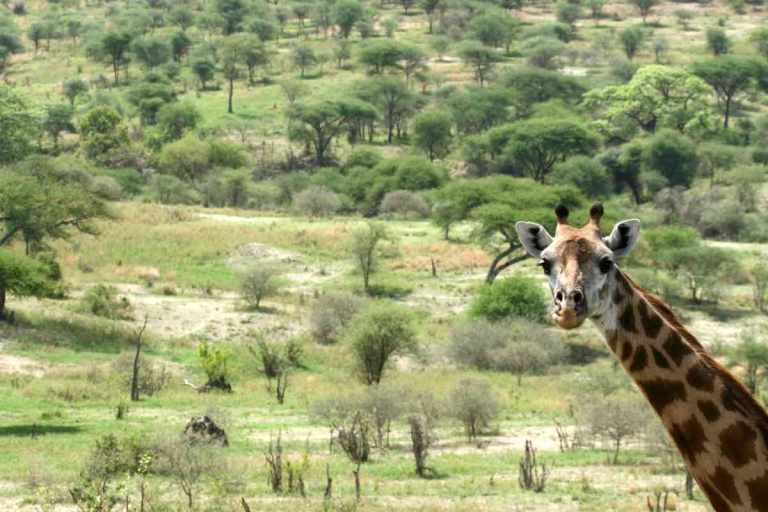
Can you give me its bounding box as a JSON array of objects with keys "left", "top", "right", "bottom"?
[{"left": 3, "top": 0, "right": 768, "bottom": 509}]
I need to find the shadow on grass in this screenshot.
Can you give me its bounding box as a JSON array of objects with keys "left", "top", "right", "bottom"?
[
  {"left": 5, "top": 312, "right": 137, "bottom": 354},
  {"left": 0, "top": 424, "right": 82, "bottom": 436}
]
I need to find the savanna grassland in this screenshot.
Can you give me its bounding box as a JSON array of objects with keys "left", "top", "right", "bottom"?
[{"left": 3, "top": 0, "right": 768, "bottom": 509}]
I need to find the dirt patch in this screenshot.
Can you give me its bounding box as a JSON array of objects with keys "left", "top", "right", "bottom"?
[
  {"left": 0, "top": 340, "right": 46, "bottom": 377},
  {"left": 114, "top": 284, "right": 301, "bottom": 342}
]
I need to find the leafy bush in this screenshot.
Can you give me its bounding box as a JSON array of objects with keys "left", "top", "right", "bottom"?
[
  {"left": 113, "top": 352, "right": 169, "bottom": 397},
  {"left": 448, "top": 378, "right": 499, "bottom": 441},
  {"left": 309, "top": 291, "right": 364, "bottom": 344},
  {"left": 293, "top": 186, "right": 341, "bottom": 218},
  {"left": 239, "top": 265, "right": 282, "bottom": 310},
  {"left": 551, "top": 156, "right": 610, "bottom": 198},
  {"left": 379, "top": 190, "right": 431, "bottom": 219},
  {"left": 345, "top": 301, "right": 418, "bottom": 384},
  {"left": 449, "top": 319, "right": 566, "bottom": 382},
  {"left": 469, "top": 275, "right": 547, "bottom": 322},
  {"left": 149, "top": 174, "right": 200, "bottom": 205},
  {"left": 197, "top": 341, "right": 232, "bottom": 391},
  {"left": 80, "top": 284, "right": 133, "bottom": 320}
]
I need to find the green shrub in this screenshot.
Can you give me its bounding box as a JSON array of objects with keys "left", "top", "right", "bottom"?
[
  {"left": 238, "top": 265, "right": 283, "bottom": 310},
  {"left": 469, "top": 275, "right": 547, "bottom": 322},
  {"left": 80, "top": 284, "right": 133, "bottom": 320},
  {"left": 309, "top": 291, "right": 364, "bottom": 344},
  {"left": 448, "top": 378, "right": 499, "bottom": 441},
  {"left": 346, "top": 302, "right": 418, "bottom": 384},
  {"left": 197, "top": 341, "right": 232, "bottom": 391}
]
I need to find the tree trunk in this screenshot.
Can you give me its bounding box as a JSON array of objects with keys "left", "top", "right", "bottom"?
[
  {"left": 723, "top": 96, "right": 732, "bottom": 129},
  {"left": 130, "top": 317, "right": 147, "bottom": 401},
  {"left": 0, "top": 286, "right": 6, "bottom": 321},
  {"left": 113, "top": 60, "right": 119, "bottom": 85},
  {"left": 228, "top": 78, "right": 234, "bottom": 113},
  {"left": 685, "top": 470, "right": 694, "bottom": 499}
]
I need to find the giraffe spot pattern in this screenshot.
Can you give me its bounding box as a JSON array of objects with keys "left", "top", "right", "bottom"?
[
  {"left": 620, "top": 341, "right": 633, "bottom": 362},
  {"left": 638, "top": 378, "right": 687, "bottom": 416},
  {"left": 686, "top": 363, "right": 716, "bottom": 392},
  {"left": 700, "top": 480, "right": 735, "bottom": 512},
  {"left": 719, "top": 421, "right": 758, "bottom": 468},
  {"left": 629, "top": 346, "right": 648, "bottom": 373},
  {"left": 662, "top": 331, "right": 693, "bottom": 367},
  {"left": 638, "top": 300, "right": 663, "bottom": 339},
  {"left": 651, "top": 347, "right": 671, "bottom": 369},
  {"left": 619, "top": 304, "right": 637, "bottom": 333},
  {"left": 709, "top": 465, "right": 742, "bottom": 506},
  {"left": 698, "top": 400, "right": 721, "bottom": 422},
  {"left": 746, "top": 471, "right": 768, "bottom": 511},
  {"left": 605, "top": 330, "right": 618, "bottom": 353},
  {"left": 669, "top": 415, "right": 707, "bottom": 465}
]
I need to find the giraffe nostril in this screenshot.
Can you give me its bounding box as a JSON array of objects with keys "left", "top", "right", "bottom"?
[
  {"left": 572, "top": 290, "right": 584, "bottom": 305},
  {"left": 555, "top": 291, "right": 565, "bottom": 303}
]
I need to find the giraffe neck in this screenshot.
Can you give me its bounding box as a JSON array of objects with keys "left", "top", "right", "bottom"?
[{"left": 591, "top": 270, "right": 768, "bottom": 512}]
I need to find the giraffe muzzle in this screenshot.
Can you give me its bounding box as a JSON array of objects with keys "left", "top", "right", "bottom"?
[{"left": 552, "top": 288, "right": 588, "bottom": 329}]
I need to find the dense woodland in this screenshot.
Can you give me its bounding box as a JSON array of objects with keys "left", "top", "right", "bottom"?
[{"left": 2, "top": 0, "right": 768, "bottom": 510}]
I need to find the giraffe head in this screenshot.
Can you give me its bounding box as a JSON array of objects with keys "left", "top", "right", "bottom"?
[{"left": 515, "top": 204, "right": 640, "bottom": 330}]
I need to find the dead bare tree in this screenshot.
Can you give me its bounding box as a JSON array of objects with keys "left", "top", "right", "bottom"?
[
  {"left": 130, "top": 316, "right": 149, "bottom": 402},
  {"left": 518, "top": 440, "right": 548, "bottom": 492},
  {"left": 265, "top": 433, "right": 284, "bottom": 494}
]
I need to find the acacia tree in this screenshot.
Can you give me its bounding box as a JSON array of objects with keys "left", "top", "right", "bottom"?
[
  {"left": 458, "top": 41, "right": 501, "bottom": 86},
  {"left": 500, "top": 118, "right": 599, "bottom": 182},
  {"left": 583, "top": 65, "right": 712, "bottom": 137},
  {"left": 288, "top": 99, "right": 371, "bottom": 163},
  {"left": 412, "top": 110, "right": 452, "bottom": 161},
  {"left": 729, "top": 332, "right": 768, "bottom": 394},
  {"left": 87, "top": 31, "right": 133, "bottom": 85},
  {"left": 355, "top": 77, "right": 420, "bottom": 144},
  {"left": 349, "top": 222, "right": 390, "bottom": 293},
  {"left": 692, "top": 56, "right": 766, "bottom": 129},
  {"left": 219, "top": 35, "right": 245, "bottom": 114},
  {"left": 0, "top": 86, "right": 37, "bottom": 165},
  {"left": 0, "top": 250, "right": 49, "bottom": 320},
  {"left": 629, "top": 0, "right": 658, "bottom": 24}
]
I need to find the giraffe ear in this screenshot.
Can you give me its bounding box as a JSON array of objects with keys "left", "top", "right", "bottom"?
[
  {"left": 603, "top": 219, "right": 640, "bottom": 257},
  {"left": 515, "top": 221, "right": 553, "bottom": 259}
]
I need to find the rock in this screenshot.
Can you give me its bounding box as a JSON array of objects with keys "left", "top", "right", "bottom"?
[{"left": 183, "top": 415, "right": 229, "bottom": 447}]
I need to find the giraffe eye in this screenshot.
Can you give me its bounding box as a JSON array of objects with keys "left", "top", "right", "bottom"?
[
  {"left": 538, "top": 259, "right": 552, "bottom": 275},
  {"left": 599, "top": 257, "right": 613, "bottom": 274}
]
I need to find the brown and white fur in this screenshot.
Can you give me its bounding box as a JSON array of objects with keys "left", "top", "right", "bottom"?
[{"left": 516, "top": 204, "right": 768, "bottom": 512}]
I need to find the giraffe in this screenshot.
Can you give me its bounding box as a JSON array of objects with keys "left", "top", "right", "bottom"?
[{"left": 515, "top": 203, "right": 768, "bottom": 512}]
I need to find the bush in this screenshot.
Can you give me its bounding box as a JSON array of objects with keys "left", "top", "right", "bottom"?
[
  {"left": 449, "top": 319, "right": 566, "bottom": 383},
  {"left": 80, "top": 284, "right": 133, "bottom": 320},
  {"left": 309, "top": 291, "right": 364, "bottom": 344},
  {"left": 292, "top": 186, "right": 341, "bottom": 218},
  {"left": 346, "top": 146, "right": 383, "bottom": 169},
  {"left": 448, "top": 378, "right": 499, "bottom": 441},
  {"left": 551, "top": 156, "right": 610, "bottom": 198},
  {"left": 113, "top": 352, "right": 169, "bottom": 397},
  {"left": 379, "top": 190, "right": 431, "bottom": 219},
  {"left": 346, "top": 302, "right": 418, "bottom": 384},
  {"left": 643, "top": 129, "right": 698, "bottom": 188},
  {"left": 197, "top": 341, "right": 232, "bottom": 392},
  {"left": 576, "top": 393, "right": 649, "bottom": 463},
  {"left": 239, "top": 265, "right": 282, "bottom": 310},
  {"left": 149, "top": 174, "right": 200, "bottom": 205},
  {"left": 469, "top": 275, "right": 547, "bottom": 322}
]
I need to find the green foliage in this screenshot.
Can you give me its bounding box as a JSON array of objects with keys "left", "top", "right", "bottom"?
[
  {"left": 469, "top": 12, "right": 517, "bottom": 50},
  {"left": 500, "top": 67, "right": 585, "bottom": 117},
  {"left": 149, "top": 174, "right": 200, "bottom": 205},
  {"left": 156, "top": 101, "right": 200, "bottom": 142},
  {"left": 62, "top": 79, "right": 88, "bottom": 108},
  {"left": 309, "top": 291, "right": 364, "bottom": 344},
  {"left": 499, "top": 117, "right": 599, "bottom": 182},
  {"left": 86, "top": 30, "right": 133, "bottom": 84},
  {"left": 469, "top": 275, "right": 547, "bottom": 322},
  {"left": 238, "top": 265, "right": 283, "bottom": 309},
  {"left": 643, "top": 129, "right": 698, "bottom": 187},
  {"left": 333, "top": 0, "right": 364, "bottom": 38},
  {"left": 551, "top": 156, "right": 610, "bottom": 198},
  {"left": 728, "top": 330, "right": 768, "bottom": 394},
  {"left": 79, "top": 284, "right": 133, "bottom": 320},
  {"left": 691, "top": 56, "right": 766, "bottom": 128},
  {"left": 445, "top": 86, "right": 514, "bottom": 135},
  {"left": 583, "top": 65, "right": 713, "bottom": 138},
  {"left": 349, "top": 221, "right": 391, "bottom": 292},
  {"left": 412, "top": 110, "right": 452, "bottom": 161},
  {"left": 0, "top": 249, "right": 51, "bottom": 318},
  {"left": 705, "top": 27, "right": 731, "bottom": 56},
  {"left": 197, "top": 341, "right": 232, "bottom": 391},
  {"left": 0, "top": 86, "right": 37, "bottom": 164},
  {"left": 346, "top": 301, "right": 417, "bottom": 384},
  {"left": 79, "top": 106, "right": 129, "bottom": 162},
  {"left": 458, "top": 40, "right": 501, "bottom": 86},
  {"left": 449, "top": 319, "right": 566, "bottom": 382},
  {"left": 619, "top": 26, "right": 645, "bottom": 59},
  {"left": 131, "top": 35, "right": 171, "bottom": 69},
  {"left": 449, "top": 378, "right": 499, "bottom": 441},
  {"left": 657, "top": 245, "right": 735, "bottom": 303}
]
